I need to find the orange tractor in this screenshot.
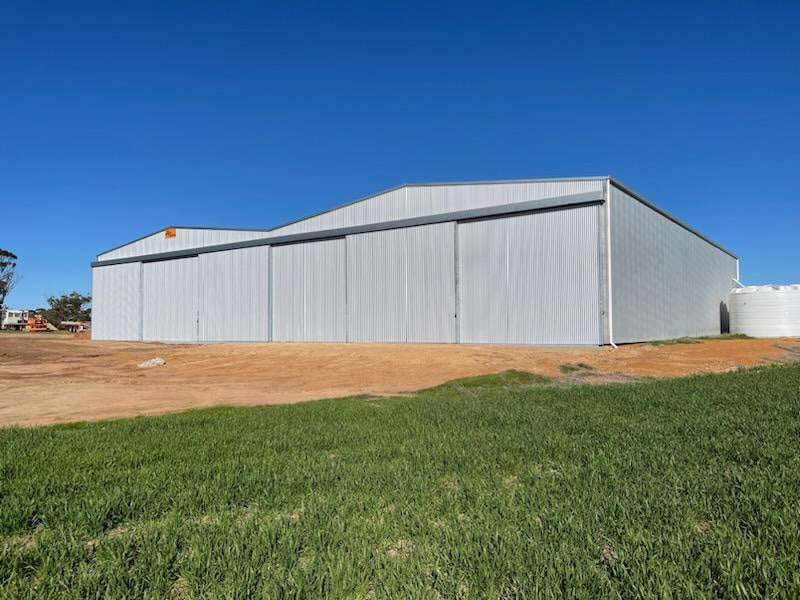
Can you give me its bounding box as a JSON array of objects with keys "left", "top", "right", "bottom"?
[{"left": 27, "top": 315, "right": 50, "bottom": 332}]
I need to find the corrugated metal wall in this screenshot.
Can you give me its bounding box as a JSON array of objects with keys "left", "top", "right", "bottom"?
[
  {"left": 345, "top": 223, "right": 457, "bottom": 343},
  {"left": 142, "top": 257, "right": 199, "bottom": 342},
  {"left": 346, "top": 229, "right": 407, "bottom": 342},
  {"left": 198, "top": 247, "right": 270, "bottom": 342},
  {"left": 406, "top": 223, "right": 457, "bottom": 343},
  {"left": 458, "top": 206, "right": 601, "bottom": 344},
  {"left": 91, "top": 262, "right": 142, "bottom": 340},
  {"left": 304, "top": 239, "right": 347, "bottom": 341},
  {"left": 272, "top": 239, "right": 346, "bottom": 342},
  {"left": 458, "top": 219, "right": 509, "bottom": 343},
  {"left": 99, "top": 228, "right": 268, "bottom": 261},
  {"left": 272, "top": 243, "right": 305, "bottom": 341},
  {"left": 93, "top": 206, "right": 603, "bottom": 345},
  {"left": 609, "top": 186, "right": 738, "bottom": 343},
  {"left": 270, "top": 179, "right": 605, "bottom": 235},
  {"left": 507, "top": 209, "right": 601, "bottom": 344}
]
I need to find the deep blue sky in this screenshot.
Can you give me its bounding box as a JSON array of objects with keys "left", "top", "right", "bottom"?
[{"left": 2, "top": 1, "right": 798, "bottom": 308}]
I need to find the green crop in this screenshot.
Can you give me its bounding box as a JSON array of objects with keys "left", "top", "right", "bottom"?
[{"left": 2, "top": 364, "right": 799, "bottom": 597}]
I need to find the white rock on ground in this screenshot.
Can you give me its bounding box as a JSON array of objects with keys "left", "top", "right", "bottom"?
[{"left": 137, "top": 357, "right": 166, "bottom": 369}]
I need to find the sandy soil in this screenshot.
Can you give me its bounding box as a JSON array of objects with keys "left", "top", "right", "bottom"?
[{"left": 0, "top": 333, "right": 798, "bottom": 427}]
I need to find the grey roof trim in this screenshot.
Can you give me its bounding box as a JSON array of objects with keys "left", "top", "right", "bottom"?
[
  {"left": 92, "top": 190, "right": 604, "bottom": 267},
  {"left": 609, "top": 178, "right": 737, "bottom": 259},
  {"left": 96, "top": 226, "right": 272, "bottom": 259}
]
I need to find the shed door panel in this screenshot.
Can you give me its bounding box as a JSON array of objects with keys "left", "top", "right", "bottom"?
[
  {"left": 347, "top": 229, "right": 406, "bottom": 342},
  {"left": 507, "top": 207, "right": 600, "bottom": 344},
  {"left": 304, "top": 239, "right": 346, "bottom": 342},
  {"left": 272, "top": 244, "right": 305, "bottom": 341},
  {"left": 272, "top": 239, "right": 346, "bottom": 342},
  {"left": 142, "top": 257, "right": 198, "bottom": 342},
  {"left": 91, "top": 263, "right": 141, "bottom": 341},
  {"left": 406, "top": 223, "right": 457, "bottom": 343},
  {"left": 457, "top": 219, "right": 509, "bottom": 343},
  {"left": 198, "top": 247, "right": 269, "bottom": 342}
]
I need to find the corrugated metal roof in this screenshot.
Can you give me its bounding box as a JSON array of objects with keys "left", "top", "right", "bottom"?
[
  {"left": 94, "top": 176, "right": 737, "bottom": 262},
  {"left": 92, "top": 190, "right": 604, "bottom": 266},
  {"left": 95, "top": 177, "right": 607, "bottom": 258}
]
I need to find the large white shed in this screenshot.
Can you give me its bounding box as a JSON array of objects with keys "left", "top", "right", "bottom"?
[{"left": 91, "top": 177, "right": 738, "bottom": 345}]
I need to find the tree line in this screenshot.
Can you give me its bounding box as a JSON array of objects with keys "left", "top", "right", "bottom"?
[{"left": 1, "top": 247, "right": 91, "bottom": 326}]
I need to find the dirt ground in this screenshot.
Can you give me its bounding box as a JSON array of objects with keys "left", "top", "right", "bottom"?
[{"left": 0, "top": 333, "right": 798, "bottom": 427}]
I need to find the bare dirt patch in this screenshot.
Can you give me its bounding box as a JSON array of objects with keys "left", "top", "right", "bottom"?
[
  {"left": 386, "top": 539, "right": 415, "bottom": 558},
  {"left": 0, "top": 333, "right": 797, "bottom": 427}
]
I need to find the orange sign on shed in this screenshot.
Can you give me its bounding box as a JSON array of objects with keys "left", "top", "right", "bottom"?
[{"left": 165, "top": 228, "right": 177, "bottom": 238}]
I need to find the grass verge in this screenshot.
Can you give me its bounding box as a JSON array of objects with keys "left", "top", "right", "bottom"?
[
  {"left": 559, "top": 362, "right": 594, "bottom": 374},
  {"left": 1, "top": 365, "right": 799, "bottom": 597},
  {"left": 649, "top": 333, "right": 752, "bottom": 346}
]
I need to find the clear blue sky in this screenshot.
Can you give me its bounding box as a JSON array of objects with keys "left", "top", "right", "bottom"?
[{"left": 2, "top": 1, "right": 798, "bottom": 308}]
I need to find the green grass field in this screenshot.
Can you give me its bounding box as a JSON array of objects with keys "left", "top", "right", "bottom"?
[
  {"left": 2, "top": 364, "right": 800, "bottom": 598},
  {"left": 649, "top": 333, "right": 751, "bottom": 346}
]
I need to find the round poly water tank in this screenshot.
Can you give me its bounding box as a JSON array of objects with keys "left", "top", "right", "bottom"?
[{"left": 730, "top": 285, "right": 800, "bottom": 337}]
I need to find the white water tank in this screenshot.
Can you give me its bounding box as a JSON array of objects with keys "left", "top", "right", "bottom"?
[{"left": 730, "top": 285, "right": 800, "bottom": 337}]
